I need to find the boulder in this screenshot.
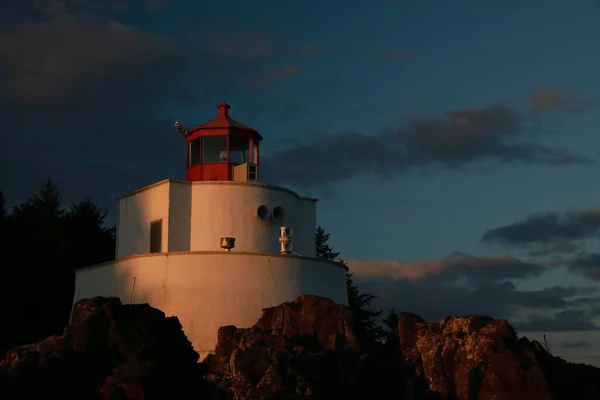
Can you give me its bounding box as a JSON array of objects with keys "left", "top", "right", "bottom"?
[
  {"left": 0, "top": 297, "right": 220, "bottom": 399},
  {"left": 2, "top": 296, "right": 600, "bottom": 399},
  {"left": 204, "top": 295, "right": 437, "bottom": 399},
  {"left": 396, "top": 313, "right": 600, "bottom": 400}
]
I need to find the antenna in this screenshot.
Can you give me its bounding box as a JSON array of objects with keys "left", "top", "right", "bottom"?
[{"left": 174, "top": 120, "right": 190, "bottom": 137}]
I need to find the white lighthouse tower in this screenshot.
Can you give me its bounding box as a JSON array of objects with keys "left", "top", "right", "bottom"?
[{"left": 72, "top": 103, "right": 349, "bottom": 358}]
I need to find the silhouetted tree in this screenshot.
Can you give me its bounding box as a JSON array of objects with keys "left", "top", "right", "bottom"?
[
  {"left": 315, "top": 225, "right": 383, "bottom": 350},
  {"left": 65, "top": 197, "right": 116, "bottom": 269},
  {"left": 543, "top": 334, "right": 553, "bottom": 355},
  {"left": 316, "top": 226, "right": 340, "bottom": 261},
  {"left": 0, "top": 180, "right": 116, "bottom": 355},
  {"left": 383, "top": 309, "right": 399, "bottom": 337},
  {"left": 5, "top": 180, "right": 68, "bottom": 346}
]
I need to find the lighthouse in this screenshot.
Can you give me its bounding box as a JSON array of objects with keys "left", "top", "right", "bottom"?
[{"left": 72, "top": 104, "right": 349, "bottom": 358}]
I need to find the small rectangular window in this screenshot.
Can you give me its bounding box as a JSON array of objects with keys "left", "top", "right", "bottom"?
[
  {"left": 150, "top": 219, "right": 162, "bottom": 253},
  {"left": 248, "top": 164, "right": 258, "bottom": 181},
  {"left": 189, "top": 139, "right": 200, "bottom": 166}
]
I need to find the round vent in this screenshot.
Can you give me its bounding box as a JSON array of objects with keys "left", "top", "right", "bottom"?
[
  {"left": 257, "top": 205, "right": 270, "bottom": 220},
  {"left": 272, "top": 206, "right": 285, "bottom": 221}
]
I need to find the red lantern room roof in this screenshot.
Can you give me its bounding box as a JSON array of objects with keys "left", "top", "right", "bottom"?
[{"left": 187, "top": 103, "right": 263, "bottom": 140}]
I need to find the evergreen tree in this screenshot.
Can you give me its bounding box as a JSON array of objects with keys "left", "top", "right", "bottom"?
[
  {"left": 11, "top": 179, "right": 66, "bottom": 261},
  {"left": 383, "top": 308, "right": 399, "bottom": 337},
  {"left": 65, "top": 197, "right": 116, "bottom": 269},
  {"left": 0, "top": 181, "right": 117, "bottom": 354},
  {"left": 381, "top": 308, "right": 400, "bottom": 349},
  {"left": 316, "top": 226, "right": 340, "bottom": 260},
  {"left": 6, "top": 180, "right": 68, "bottom": 344},
  {"left": 315, "top": 225, "right": 383, "bottom": 350}
]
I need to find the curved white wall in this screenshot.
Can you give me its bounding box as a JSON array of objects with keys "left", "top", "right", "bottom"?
[
  {"left": 116, "top": 180, "right": 317, "bottom": 259},
  {"left": 73, "top": 252, "right": 348, "bottom": 357}
]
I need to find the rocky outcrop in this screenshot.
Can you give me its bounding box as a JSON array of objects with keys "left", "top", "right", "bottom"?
[
  {"left": 206, "top": 299, "right": 600, "bottom": 400},
  {"left": 204, "top": 295, "right": 444, "bottom": 399},
  {"left": 397, "top": 312, "right": 600, "bottom": 400},
  {"left": 0, "top": 297, "right": 223, "bottom": 399},
  {"left": 204, "top": 295, "right": 400, "bottom": 399},
  {"left": 1, "top": 295, "right": 599, "bottom": 399}
]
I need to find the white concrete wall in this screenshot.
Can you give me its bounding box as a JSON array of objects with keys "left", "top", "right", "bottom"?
[
  {"left": 116, "top": 180, "right": 317, "bottom": 258},
  {"left": 186, "top": 181, "right": 316, "bottom": 256},
  {"left": 73, "top": 252, "right": 348, "bottom": 357},
  {"left": 116, "top": 182, "right": 170, "bottom": 259}
]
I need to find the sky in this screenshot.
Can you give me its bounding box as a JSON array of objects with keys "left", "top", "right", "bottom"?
[{"left": 1, "top": 0, "right": 600, "bottom": 366}]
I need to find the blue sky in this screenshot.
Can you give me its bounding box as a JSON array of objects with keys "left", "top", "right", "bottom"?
[{"left": 1, "top": 0, "right": 600, "bottom": 365}]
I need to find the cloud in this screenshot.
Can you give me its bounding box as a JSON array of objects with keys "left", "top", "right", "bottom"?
[
  {"left": 0, "top": 18, "right": 175, "bottom": 103},
  {"left": 261, "top": 103, "right": 592, "bottom": 188},
  {"left": 569, "top": 253, "right": 600, "bottom": 280},
  {"left": 347, "top": 253, "right": 545, "bottom": 283},
  {"left": 245, "top": 65, "right": 303, "bottom": 90},
  {"left": 347, "top": 253, "right": 599, "bottom": 332},
  {"left": 482, "top": 208, "right": 600, "bottom": 256},
  {"left": 0, "top": 2, "right": 318, "bottom": 209},
  {"left": 356, "top": 277, "right": 599, "bottom": 332},
  {"left": 559, "top": 340, "right": 592, "bottom": 348},
  {"left": 512, "top": 309, "right": 600, "bottom": 332}
]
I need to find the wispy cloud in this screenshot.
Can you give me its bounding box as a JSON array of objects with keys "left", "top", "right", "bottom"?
[{"left": 347, "top": 253, "right": 545, "bottom": 282}]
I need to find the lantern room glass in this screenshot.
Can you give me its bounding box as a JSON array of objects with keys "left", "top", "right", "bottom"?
[
  {"left": 229, "top": 136, "right": 250, "bottom": 165},
  {"left": 202, "top": 136, "right": 228, "bottom": 163}
]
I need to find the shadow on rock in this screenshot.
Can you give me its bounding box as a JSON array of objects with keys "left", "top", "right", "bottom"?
[
  {"left": 2, "top": 295, "right": 600, "bottom": 400},
  {"left": 0, "top": 297, "right": 225, "bottom": 399}
]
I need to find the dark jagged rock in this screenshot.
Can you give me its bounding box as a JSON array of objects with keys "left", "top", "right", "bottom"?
[
  {"left": 204, "top": 295, "right": 438, "bottom": 399},
  {"left": 2, "top": 295, "right": 600, "bottom": 399},
  {"left": 0, "top": 297, "right": 224, "bottom": 400},
  {"left": 396, "top": 313, "right": 600, "bottom": 400}
]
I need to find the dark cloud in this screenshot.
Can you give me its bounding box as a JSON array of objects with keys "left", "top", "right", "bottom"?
[
  {"left": 512, "top": 309, "right": 600, "bottom": 332},
  {"left": 261, "top": 103, "right": 592, "bottom": 188},
  {"left": 0, "top": 2, "right": 595, "bottom": 213},
  {"left": 560, "top": 340, "right": 592, "bottom": 348},
  {"left": 0, "top": 2, "right": 314, "bottom": 209},
  {"left": 348, "top": 255, "right": 600, "bottom": 332},
  {"left": 355, "top": 276, "right": 599, "bottom": 332},
  {"left": 570, "top": 253, "right": 600, "bottom": 280},
  {"left": 482, "top": 208, "right": 600, "bottom": 256}
]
